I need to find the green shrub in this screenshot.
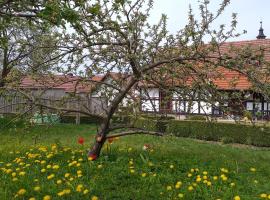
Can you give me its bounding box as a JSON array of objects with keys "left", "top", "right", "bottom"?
[
  {"left": 134, "top": 117, "right": 170, "bottom": 133},
  {"left": 111, "top": 115, "right": 133, "bottom": 124},
  {"left": 0, "top": 115, "right": 28, "bottom": 130},
  {"left": 243, "top": 110, "right": 252, "bottom": 121},
  {"left": 186, "top": 115, "right": 206, "bottom": 121},
  {"left": 166, "top": 120, "right": 270, "bottom": 147},
  {"left": 140, "top": 114, "right": 175, "bottom": 120},
  {"left": 221, "top": 136, "right": 234, "bottom": 144},
  {"left": 60, "top": 115, "right": 102, "bottom": 124},
  {"left": 134, "top": 118, "right": 270, "bottom": 147},
  {"left": 134, "top": 118, "right": 157, "bottom": 132}
]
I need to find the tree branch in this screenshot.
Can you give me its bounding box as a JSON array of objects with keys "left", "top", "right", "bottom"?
[{"left": 106, "top": 130, "right": 163, "bottom": 139}]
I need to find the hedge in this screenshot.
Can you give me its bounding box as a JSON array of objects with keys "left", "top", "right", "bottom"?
[
  {"left": 0, "top": 115, "right": 28, "bottom": 130},
  {"left": 60, "top": 115, "right": 102, "bottom": 124},
  {"left": 134, "top": 118, "right": 270, "bottom": 147},
  {"left": 133, "top": 117, "right": 170, "bottom": 133}
]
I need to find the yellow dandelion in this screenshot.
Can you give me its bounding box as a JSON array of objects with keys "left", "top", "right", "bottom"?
[
  {"left": 187, "top": 173, "right": 192, "bottom": 177},
  {"left": 234, "top": 195, "right": 240, "bottom": 200},
  {"left": 178, "top": 193, "right": 184, "bottom": 198},
  {"left": 260, "top": 194, "right": 267, "bottom": 198},
  {"left": 12, "top": 177, "right": 18, "bottom": 181},
  {"left": 19, "top": 171, "right": 26, "bottom": 176},
  {"left": 29, "top": 197, "right": 36, "bottom": 200},
  {"left": 92, "top": 196, "right": 99, "bottom": 200},
  {"left": 76, "top": 184, "right": 83, "bottom": 192},
  {"left": 130, "top": 169, "right": 135, "bottom": 173},
  {"left": 57, "top": 180, "right": 62, "bottom": 184},
  {"left": 64, "top": 189, "right": 71, "bottom": 194},
  {"left": 11, "top": 172, "right": 16, "bottom": 177},
  {"left": 196, "top": 177, "right": 202, "bottom": 182},
  {"left": 230, "top": 182, "right": 236, "bottom": 187},
  {"left": 250, "top": 167, "right": 256, "bottom": 172},
  {"left": 47, "top": 174, "right": 55, "bottom": 180},
  {"left": 83, "top": 189, "right": 89, "bottom": 194},
  {"left": 141, "top": 173, "right": 147, "bottom": 177},
  {"left": 175, "top": 181, "right": 182, "bottom": 189},
  {"left": 17, "top": 189, "right": 26, "bottom": 196},
  {"left": 170, "top": 165, "right": 174, "bottom": 169},
  {"left": 64, "top": 173, "right": 70, "bottom": 178},
  {"left": 213, "top": 176, "right": 218, "bottom": 180},
  {"left": 221, "top": 168, "right": 229, "bottom": 173},
  {"left": 57, "top": 191, "right": 65, "bottom": 196},
  {"left": 167, "top": 186, "right": 172, "bottom": 191},
  {"left": 43, "top": 195, "right": 51, "bottom": 200},
  {"left": 34, "top": 186, "right": 41, "bottom": 191},
  {"left": 188, "top": 185, "right": 194, "bottom": 191},
  {"left": 41, "top": 168, "right": 46, "bottom": 173},
  {"left": 41, "top": 160, "right": 46, "bottom": 164},
  {"left": 203, "top": 171, "right": 208, "bottom": 175},
  {"left": 52, "top": 165, "right": 59, "bottom": 170},
  {"left": 46, "top": 154, "right": 53, "bottom": 159},
  {"left": 97, "top": 164, "right": 102, "bottom": 169}
]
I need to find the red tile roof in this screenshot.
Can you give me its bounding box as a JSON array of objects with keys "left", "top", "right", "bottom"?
[
  {"left": 19, "top": 74, "right": 98, "bottom": 93},
  {"left": 16, "top": 39, "right": 270, "bottom": 92},
  {"left": 141, "top": 39, "right": 270, "bottom": 90}
]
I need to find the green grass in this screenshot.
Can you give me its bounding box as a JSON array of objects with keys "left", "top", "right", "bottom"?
[{"left": 0, "top": 124, "right": 270, "bottom": 200}]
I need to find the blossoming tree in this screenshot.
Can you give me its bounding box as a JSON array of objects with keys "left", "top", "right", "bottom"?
[{"left": 1, "top": 0, "right": 270, "bottom": 159}]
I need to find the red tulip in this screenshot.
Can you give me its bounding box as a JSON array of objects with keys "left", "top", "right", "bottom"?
[
  {"left": 108, "top": 138, "right": 114, "bottom": 144},
  {"left": 78, "top": 137, "right": 85, "bottom": 145},
  {"left": 88, "top": 154, "right": 97, "bottom": 161},
  {"left": 143, "top": 144, "right": 151, "bottom": 151}
]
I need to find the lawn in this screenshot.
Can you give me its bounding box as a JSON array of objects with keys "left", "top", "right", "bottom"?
[{"left": 0, "top": 124, "right": 270, "bottom": 200}]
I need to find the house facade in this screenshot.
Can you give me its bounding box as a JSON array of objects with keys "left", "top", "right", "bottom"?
[{"left": 140, "top": 29, "right": 270, "bottom": 118}]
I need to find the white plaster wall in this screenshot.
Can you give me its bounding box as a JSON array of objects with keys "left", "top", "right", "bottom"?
[
  {"left": 144, "top": 88, "right": 159, "bottom": 98},
  {"left": 141, "top": 100, "right": 159, "bottom": 112},
  {"left": 200, "top": 101, "right": 212, "bottom": 114},
  {"left": 172, "top": 101, "right": 185, "bottom": 112}
]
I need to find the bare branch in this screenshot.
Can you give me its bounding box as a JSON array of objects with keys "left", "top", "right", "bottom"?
[{"left": 106, "top": 130, "right": 163, "bottom": 139}]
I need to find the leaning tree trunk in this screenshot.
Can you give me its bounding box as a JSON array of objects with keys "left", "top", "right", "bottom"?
[
  {"left": 88, "top": 121, "right": 110, "bottom": 160},
  {"left": 88, "top": 77, "right": 137, "bottom": 160}
]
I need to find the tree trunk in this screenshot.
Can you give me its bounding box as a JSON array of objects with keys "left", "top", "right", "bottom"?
[
  {"left": 88, "top": 123, "right": 108, "bottom": 159},
  {"left": 88, "top": 77, "right": 138, "bottom": 160}
]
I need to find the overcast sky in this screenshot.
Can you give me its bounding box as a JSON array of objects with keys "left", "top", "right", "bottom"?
[{"left": 149, "top": 0, "right": 270, "bottom": 41}]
